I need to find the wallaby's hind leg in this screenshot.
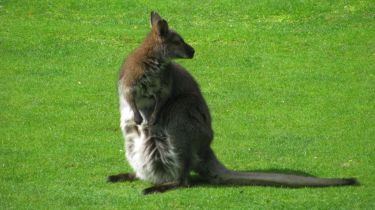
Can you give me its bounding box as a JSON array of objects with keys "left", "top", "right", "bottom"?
[
  {"left": 107, "top": 173, "right": 137, "bottom": 183},
  {"left": 143, "top": 175, "right": 190, "bottom": 195},
  {"left": 143, "top": 155, "right": 191, "bottom": 195},
  {"left": 194, "top": 147, "right": 229, "bottom": 184}
]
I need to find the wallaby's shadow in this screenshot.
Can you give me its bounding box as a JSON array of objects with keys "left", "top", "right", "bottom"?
[{"left": 188, "top": 168, "right": 359, "bottom": 188}]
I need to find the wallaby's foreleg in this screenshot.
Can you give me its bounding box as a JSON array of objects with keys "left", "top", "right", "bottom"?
[
  {"left": 107, "top": 173, "right": 137, "bottom": 183},
  {"left": 125, "top": 88, "right": 142, "bottom": 124},
  {"left": 149, "top": 94, "right": 167, "bottom": 125}
]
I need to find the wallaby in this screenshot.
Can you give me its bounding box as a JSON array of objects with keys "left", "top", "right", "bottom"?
[{"left": 109, "top": 12, "right": 357, "bottom": 194}]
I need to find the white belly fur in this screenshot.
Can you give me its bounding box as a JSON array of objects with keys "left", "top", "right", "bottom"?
[{"left": 118, "top": 82, "right": 180, "bottom": 184}]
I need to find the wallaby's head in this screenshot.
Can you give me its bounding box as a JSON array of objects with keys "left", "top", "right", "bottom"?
[{"left": 148, "top": 11, "right": 195, "bottom": 60}]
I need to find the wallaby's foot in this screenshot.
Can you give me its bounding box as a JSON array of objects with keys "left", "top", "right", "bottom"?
[
  {"left": 107, "top": 173, "right": 137, "bottom": 183},
  {"left": 142, "top": 182, "right": 186, "bottom": 195}
]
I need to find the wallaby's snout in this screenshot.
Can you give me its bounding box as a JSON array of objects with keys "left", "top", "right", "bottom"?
[{"left": 184, "top": 44, "right": 195, "bottom": 58}]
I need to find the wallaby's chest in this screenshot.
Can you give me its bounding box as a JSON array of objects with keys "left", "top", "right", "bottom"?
[
  {"left": 134, "top": 70, "right": 163, "bottom": 98},
  {"left": 132, "top": 70, "right": 164, "bottom": 116}
]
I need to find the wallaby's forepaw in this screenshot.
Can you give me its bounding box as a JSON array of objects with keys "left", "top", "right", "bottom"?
[
  {"left": 148, "top": 116, "right": 157, "bottom": 125},
  {"left": 134, "top": 113, "right": 143, "bottom": 125}
]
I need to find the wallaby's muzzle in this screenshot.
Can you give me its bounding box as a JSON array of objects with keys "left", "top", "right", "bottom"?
[{"left": 184, "top": 44, "right": 195, "bottom": 58}]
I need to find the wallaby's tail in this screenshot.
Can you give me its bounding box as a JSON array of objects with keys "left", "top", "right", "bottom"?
[{"left": 198, "top": 148, "right": 357, "bottom": 187}]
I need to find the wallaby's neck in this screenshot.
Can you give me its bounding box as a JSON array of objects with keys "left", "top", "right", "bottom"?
[{"left": 135, "top": 33, "right": 169, "bottom": 65}]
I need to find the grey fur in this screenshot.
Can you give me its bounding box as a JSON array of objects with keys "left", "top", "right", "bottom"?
[{"left": 109, "top": 12, "right": 357, "bottom": 194}]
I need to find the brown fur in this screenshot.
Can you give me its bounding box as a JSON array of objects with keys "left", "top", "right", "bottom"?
[
  {"left": 119, "top": 30, "right": 162, "bottom": 86},
  {"left": 119, "top": 12, "right": 194, "bottom": 125},
  {"left": 119, "top": 26, "right": 167, "bottom": 124}
]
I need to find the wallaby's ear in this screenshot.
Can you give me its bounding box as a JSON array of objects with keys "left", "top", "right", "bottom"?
[
  {"left": 156, "top": 19, "right": 169, "bottom": 37},
  {"left": 150, "top": 11, "right": 169, "bottom": 37},
  {"left": 150, "top": 11, "right": 162, "bottom": 27}
]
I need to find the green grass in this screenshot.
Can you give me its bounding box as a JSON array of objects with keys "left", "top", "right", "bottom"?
[{"left": 1, "top": 0, "right": 374, "bottom": 209}]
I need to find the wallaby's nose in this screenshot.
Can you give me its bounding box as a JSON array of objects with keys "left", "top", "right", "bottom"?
[
  {"left": 187, "top": 45, "right": 195, "bottom": 58},
  {"left": 190, "top": 48, "right": 195, "bottom": 58}
]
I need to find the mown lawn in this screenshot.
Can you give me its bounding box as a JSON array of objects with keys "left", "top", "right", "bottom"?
[{"left": 1, "top": 0, "right": 374, "bottom": 209}]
